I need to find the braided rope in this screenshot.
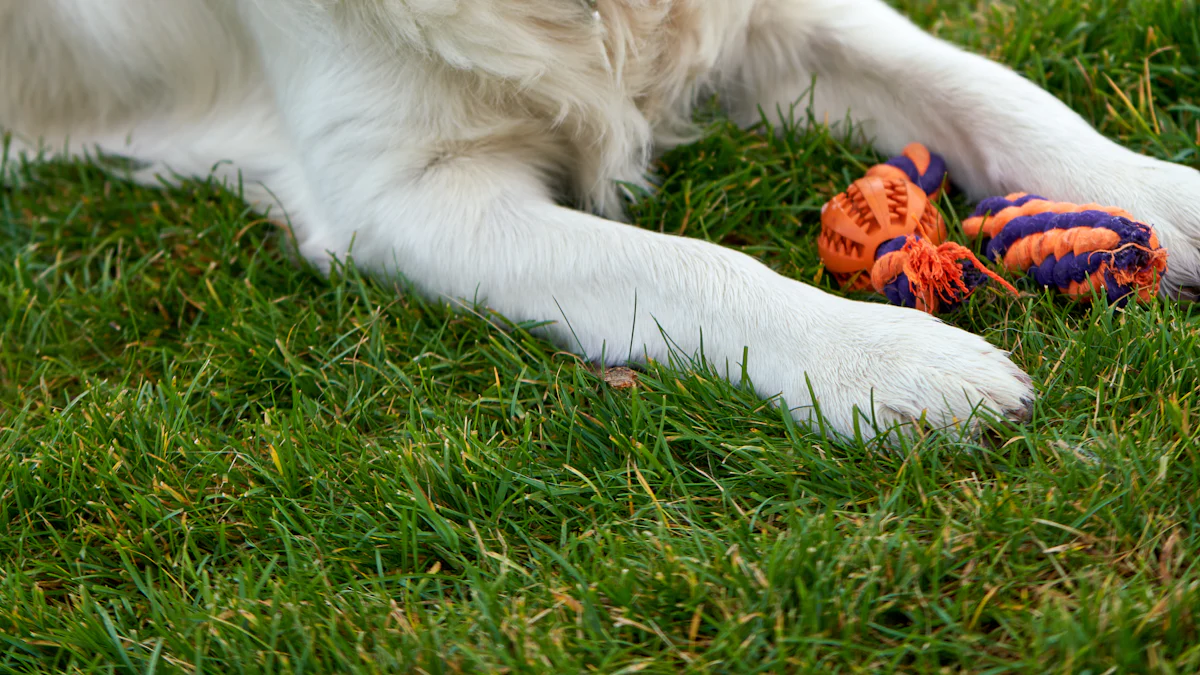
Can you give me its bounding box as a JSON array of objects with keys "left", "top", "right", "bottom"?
[{"left": 963, "top": 193, "right": 1167, "bottom": 304}]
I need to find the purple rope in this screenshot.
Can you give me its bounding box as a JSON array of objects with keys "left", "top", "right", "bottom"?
[
  {"left": 970, "top": 193, "right": 1045, "bottom": 219},
  {"left": 883, "top": 151, "right": 949, "bottom": 197}
]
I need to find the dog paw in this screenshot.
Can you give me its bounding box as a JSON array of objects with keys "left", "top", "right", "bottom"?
[{"left": 760, "top": 292, "right": 1034, "bottom": 441}]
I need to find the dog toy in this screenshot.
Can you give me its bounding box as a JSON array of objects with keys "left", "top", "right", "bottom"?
[
  {"left": 962, "top": 193, "right": 1168, "bottom": 304},
  {"left": 818, "top": 143, "right": 1017, "bottom": 313}
]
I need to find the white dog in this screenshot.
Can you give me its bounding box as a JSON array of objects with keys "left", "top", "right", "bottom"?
[{"left": 3, "top": 0, "right": 1199, "bottom": 439}]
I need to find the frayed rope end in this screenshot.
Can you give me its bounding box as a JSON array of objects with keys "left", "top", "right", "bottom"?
[{"left": 873, "top": 236, "right": 1019, "bottom": 313}]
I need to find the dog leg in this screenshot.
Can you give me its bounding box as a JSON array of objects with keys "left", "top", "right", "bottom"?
[
  {"left": 735, "top": 0, "right": 1200, "bottom": 298},
  {"left": 237, "top": 8, "right": 1031, "bottom": 440},
  {"left": 285, "top": 147, "right": 1035, "bottom": 439}
]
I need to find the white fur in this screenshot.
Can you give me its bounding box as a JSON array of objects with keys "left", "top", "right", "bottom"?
[{"left": 4, "top": 0, "right": 1198, "bottom": 439}]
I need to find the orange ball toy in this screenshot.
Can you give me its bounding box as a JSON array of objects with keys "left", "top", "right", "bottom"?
[{"left": 818, "top": 173, "right": 946, "bottom": 290}]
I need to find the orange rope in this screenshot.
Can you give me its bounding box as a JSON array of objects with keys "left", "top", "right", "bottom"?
[{"left": 1000, "top": 227, "right": 1123, "bottom": 271}]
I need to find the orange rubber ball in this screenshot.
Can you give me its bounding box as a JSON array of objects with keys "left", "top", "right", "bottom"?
[{"left": 818, "top": 175, "right": 946, "bottom": 290}]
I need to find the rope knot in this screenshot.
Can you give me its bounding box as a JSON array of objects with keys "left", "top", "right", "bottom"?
[{"left": 872, "top": 236, "right": 1018, "bottom": 313}]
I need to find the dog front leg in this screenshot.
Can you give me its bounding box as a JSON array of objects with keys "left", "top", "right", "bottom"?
[{"left": 290, "top": 149, "right": 1034, "bottom": 440}]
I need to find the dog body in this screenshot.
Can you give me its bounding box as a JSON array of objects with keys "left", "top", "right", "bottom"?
[{"left": 4, "top": 0, "right": 1199, "bottom": 437}]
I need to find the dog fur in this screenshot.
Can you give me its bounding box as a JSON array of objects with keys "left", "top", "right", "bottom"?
[{"left": 3, "top": 0, "right": 1199, "bottom": 439}]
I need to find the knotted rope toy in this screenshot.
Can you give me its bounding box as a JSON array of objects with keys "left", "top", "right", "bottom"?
[
  {"left": 818, "top": 143, "right": 1017, "bottom": 313},
  {"left": 963, "top": 193, "right": 1168, "bottom": 304}
]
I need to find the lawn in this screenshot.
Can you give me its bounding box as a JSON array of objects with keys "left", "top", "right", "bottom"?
[{"left": 2, "top": 0, "right": 1199, "bottom": 672}]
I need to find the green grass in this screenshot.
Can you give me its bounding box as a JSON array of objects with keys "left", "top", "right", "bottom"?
[{"left": 3, "top": 0, "right": 1200, "bottom": 672}]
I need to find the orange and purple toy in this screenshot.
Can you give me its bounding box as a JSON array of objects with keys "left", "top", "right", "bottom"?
[
  {"left": 818, "top": 143, "right": 1017, "bottom": 313},
  {"left": 963, "top": 194, "right": 1168, "bottom": 304}
]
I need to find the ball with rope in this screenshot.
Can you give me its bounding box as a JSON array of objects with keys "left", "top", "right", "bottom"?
[{"left": 818, "top": 143, "right": 1017, "bottom": 313}]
